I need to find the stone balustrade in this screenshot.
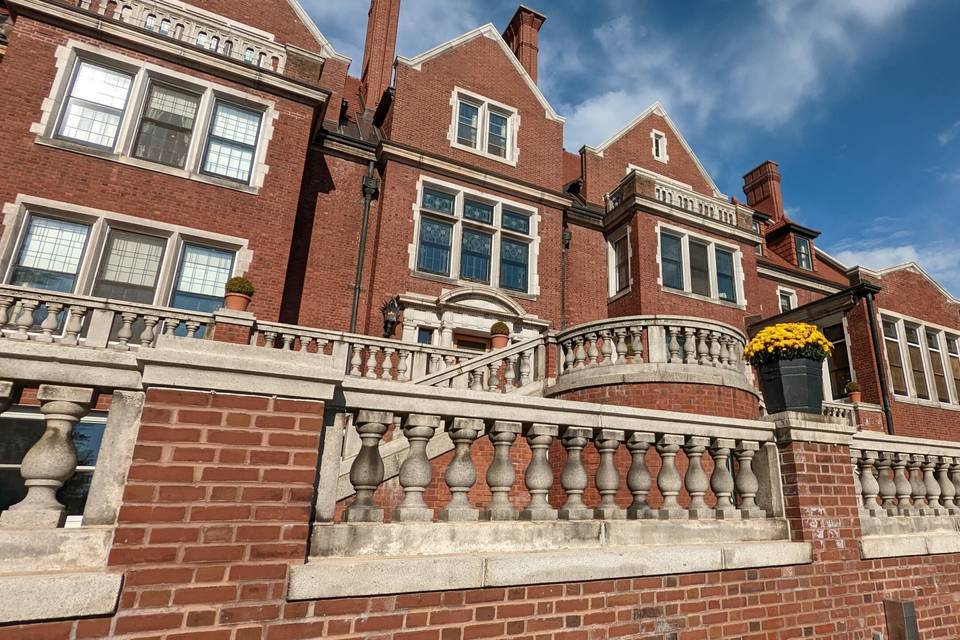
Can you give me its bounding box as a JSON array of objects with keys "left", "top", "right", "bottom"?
[
  {"left": 822, "top": 400, "right": 855, "bottom": 424},
  {"left": 74, "top": 0, "right": 288, "bottom": 72},
  {"left": 606, "top": 168, "right": 739, "bottom": 228},
  {"left": 0, "top": 285, "right": 212, "bottom": 350},
  {"left": 411, "top": 335, "right": 547, "bottom": 392}
]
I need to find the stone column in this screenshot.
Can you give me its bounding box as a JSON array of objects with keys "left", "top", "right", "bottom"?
[
  {"left": 558, "top": 426, "right": 594, "bottom": 520},
  {"left": 393, "top": 414, "right": 441, "bottom": 522},
  {"left": 343, "top": 410, "right": 393, "bottom": 523},
  {"left": 735, "top": 440, "right": 765, "bottom": 519},
  {"left": 656, "top": 434, "right": 687, "bottom": 520},
  {"left": 1, "top": 385, "right": 93, "bottom": 529},
  {"left": 482, "top": 421, "right": 522, "bottom": 521},
  {"left": 593, "top": 429, "right": 625, "bottom": 519},
  {"left": 520, "top": 423, "right": 558, "bottom": 520},
  {"left": 710, "top": 438, "right": 739, "bottom": 520},
  {"left": 685, "top": 436, "right": 713, "bottom": 519},
  {"left": 626, "top": 432, "right": 655, "bottom": 519},
  {"left": 440, "top": 417, "right": 483, "bottom": 521}
]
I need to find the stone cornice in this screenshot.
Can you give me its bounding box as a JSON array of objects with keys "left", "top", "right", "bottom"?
[
  {"left": 756, "top": 264, "right": 845, "bottom": 294},
  {"left": 608, "top": 195, "right": 760, "bottom": 244}
]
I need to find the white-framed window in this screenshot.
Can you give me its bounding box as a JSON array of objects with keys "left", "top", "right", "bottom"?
[
  {"left": 656, "top": 224, "right": 744, "bottom": 306},
  {"left": 2, "top": 198, "right": 249, "bottom": 314},
  {"left": 880, "top": 312, "right": 960, "bottom": 405},
  {"left": 36, "top": 44, "right": 275, "bottom": 190},
  {"left": 821, "top": 322, "right": 852, "bottom": 400},
  {"left": 607, "top": 225, "right": 631, "bottom": 298},
  {"left": 411, "top": 178, "right": 538, "bottom": 296},
  {"left": 752, "top": 219, "right": 763, "bottom": 255},
  {"left": 449, "top": 87, "right": 519, "bottom": 165},
  {"left": 777, "top": 287, "right": 797, "bottom": 313},
  {"left": 795, "top": 236, "right": 813, "bottom": 270},
  {"left": 904, "top": 325, "right": 930, "bottom": 400},
  {"left": 926, "top": 329, "right": 950, "bottom": 402},
  {"left": 650, "top": 129, "right": 668, "bottom": 163},
  {"left": 882, "top": 318, "right": 909, "bottom": 397}
]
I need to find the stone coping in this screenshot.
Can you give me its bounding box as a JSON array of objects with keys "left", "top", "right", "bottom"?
[
  {"left": 0, "top": 571, "right": 122, "bottom": 624},
  {"left": 288, "top": 539, "right": 812, "bottom": 600},
  {"left": 764, "top": 411, "right": 858, "bottom": 445},
  {"left": 852, "top": 431, "right": 960, "bottom": 456},
  {"left": 545, "top": 362, "right": 759, "bottom": 399},
  {"left": 861, "top": 533, "right": 960, "bottom": 559},
  {"left": 0, "top": 527, "right": 112, "bottom": 574}
]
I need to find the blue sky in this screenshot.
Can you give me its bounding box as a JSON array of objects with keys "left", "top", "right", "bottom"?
[{"left": 303, "top": 0, "right": 960, "bottom": 294}]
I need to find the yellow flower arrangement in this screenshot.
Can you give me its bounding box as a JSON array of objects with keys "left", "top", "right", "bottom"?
[{"left": 744, "top": 322, "right": 833, "bottom": 367}]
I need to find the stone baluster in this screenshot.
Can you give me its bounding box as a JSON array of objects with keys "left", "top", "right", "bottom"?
[
  {"left": 850, "top": 448, "right": 862, "bottom": 507},
  {"left": 951, "top": 460, "right": 960, "bottom": 508},
  {"left": 667, "top": 327, "right": 681, "bottom": 364},
  {"left": 599, "top": 329, "right": 614, "bottom": 365},
  {"left": 519, "top": 349, "right": 532, "bottom": 384},
  {"left": 728, "top": 340, "right": 741, "bottom": 368},
  {"left": 586, "top": 333, "right": 599, "bottom": 366},
  {"left": 164, "top": 318, "right": 182, "bottom": 337},
  {"left": 35, "top": 302, "right": 63, "bottom": 343},
  {"left": 60, "top": 306, "right": 87, "bottom": 347},
  {"left": 136, "top": 315, "right": 157, "bottom": 347},
  {"left": 382, "top": 347, "right": 396, "bottom": 381},
  {"left": 364, "top": 346, "right": 381, "bottom": 379},
  {"left": 428, "top": 352, "right": 442, "bottom": 374},
  {"left": 279, "top": 333, "right": 294, "bottom": 350},
  {"left": 349, "top": 344, "right": 363, "bottom": 377},
  {"left": 573, "top": 336, "right": 586, "bottom": 369},
  {"left": 614, "top": 328, "right": 628, "bottom": 365},
  {"left": 697, "top": 329, "right": 710, "bottom": 365},
  {"left": 113, "top": 312, "right": 138, "bottom": 351},
  {"left": 710, "top": 438, "right": 739, "bottom": 520},
  {"left": 922, "top": 455, "right": 942, "bottom": 516},
  {"left": 0, "top": 385, "right": 94, "bottom": 528},
  {"left": 909, "top": 454, "right": 928, "bottom": 512},
  {"left": 626, "top": 432, "right": 655, "bottom": 519},
  {"left": 860, "top": 450, "right": 883, "bottom": 516},
  {"left": 893, "top": 453, "right": 914, "bottom": 515},
  {"left": 185, "top": 320, "right": 200, "bottom": 338},
  {"left": 630, "top": 326, "right": 644, "bottom": 362},
  {"left": 12, "top": 299, "right": 39, "bottom": 340},
  {"left": 397, "top": 349, "right": 410, "bottom": 382},
  {"left": 392, "top": 414, "right": 441, "bottom": 522},
  {"left": 876, "top": 452, "right": 898, "bottom": 516},
  {"left": 655, "top": 434, "right": 686, "bottom": 519},
  {"left": 444, "top": 354, "right": 457, "bottom": 375},
  {"left": 0, "top": 296, "right": 13, "bottom": 335},
  {"left": 708, "top": 331, "right": 721, "bottom": 366},
  {"left": 718, "top": 335, "right": 730, "bottom": 366},
  {"left": 296, "top": 335, "right": 312, "bottom": 353},
  {"left": 735, "top": 441, "right": 765, "bottom": 519},
  {"left": 685, "top": 437, "right": 713, "bottom": 519},
  {"left": 504, "top": 354, "right": 517, "bottom": 391},
  {"left": 558, "top": 427, "right": 593, "bottom": 520},
  {"left": 520, "top": 423, "right": 558, "bottom": 520},
  {"left": 683, "top": 327, "right": 697, "bottom": 364},
  {"left": 469, "top": 369, "right": 485, "bottom": 392},
  {"left": 316, "top": 338, "right": 329, "bottom": 355},
  {"left": 594, "top": 429, "right": 626, "bottom": 519},
  {"left": 563, "top": 340, "right": 575, "bottom": 373},
  {"left": 343, "top": 410, "right": 393, "bottom": 522},
  {"left": 486, "top": 362, "right": 498, "bottom": 392},
  {"left": 482, "top": 421, "right": 521, "bottom": 521},
  {"left": 937, "top": 456, "right": 958, "bottom": 515},
  {"left": 440, "top": 417, "right": 482, "bottom": 521}
]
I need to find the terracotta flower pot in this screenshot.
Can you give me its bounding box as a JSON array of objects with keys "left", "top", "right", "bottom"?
[
  {"left": 491, "top": 334, "right": 510, "bottom": 349},
  {"left": 848, "top": 391, "right": 861, "bottom": 404},
  {"left": 224, "top": 292, "right": 252, "bottom": 312}
]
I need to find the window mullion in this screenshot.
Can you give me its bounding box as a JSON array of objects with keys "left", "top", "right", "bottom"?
[
  {"left": 681, "top": 236, "right": 691, "bottom": 294},
  {"left": 899, "top": 320, "right": 915, "bottom": 398},
  {"left": 707, "top": 242, "right": 718, "bottom": 300}
]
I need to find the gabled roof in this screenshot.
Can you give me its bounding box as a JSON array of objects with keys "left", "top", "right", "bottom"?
[
  {"left": 582, "top": 101, "right": 723, "bottom": 198},
  {"left": 285, "top": 0, "right": 351, "bottom": 65},
  {"left": 868, "top": 263, "right": 960, "bottom": 305},
  {"left": 396, "top": 23, "right": 565, "bottom": 123}
]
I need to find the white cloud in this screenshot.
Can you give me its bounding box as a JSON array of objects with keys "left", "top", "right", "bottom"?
[
  {"left": 938, "top": 120, "right": 960, "bottom": 146},
  {"left": 834, "top": 243, "right": 960, "bottom": 296}
]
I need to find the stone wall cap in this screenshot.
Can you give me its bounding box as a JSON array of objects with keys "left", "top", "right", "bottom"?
[{"left": 36, "top": 384, "right": 94, "bottom": 404}]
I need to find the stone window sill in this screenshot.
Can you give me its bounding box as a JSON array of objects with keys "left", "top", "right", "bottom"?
[
  {"left": 287, "top": 520, "right": 811, "bottom": 600},
  {"left": 662, "top": 287, "right": 747, "bottom": 311}
]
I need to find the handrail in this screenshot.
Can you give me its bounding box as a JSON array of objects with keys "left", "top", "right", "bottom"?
[{"left": 411, "top": 334, "right": 547, "bottom": 389}]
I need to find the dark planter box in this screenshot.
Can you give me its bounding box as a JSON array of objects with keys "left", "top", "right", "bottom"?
[{"left": 759, "top": 358, "right": 823, "bottom": 414}]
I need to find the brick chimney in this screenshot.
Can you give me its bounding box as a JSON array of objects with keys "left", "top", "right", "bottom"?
[
  {"left": 742, "top": 161, "right": 785, "bottom": 222},
  {"left": 503, "top": 5, "right": 546, "bottom": 83},
  {"left": 359, "top": 0, "right": 401, "bottom": 111}
]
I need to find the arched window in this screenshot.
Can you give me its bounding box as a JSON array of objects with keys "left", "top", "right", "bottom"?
[
  {"left": 209, "top": 36, "right": 220, "bottom": 52},
  {"left": 196, "top": 31, "right": 207, "bottom": 48},
  {"left": 159, "top": 18, "right": 171, "bottom": 35},
  {"left": 222, "top": 40, "right": 233, "bottom": 56}
]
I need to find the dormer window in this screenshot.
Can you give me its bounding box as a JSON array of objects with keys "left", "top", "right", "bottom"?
[
  {"left": 651, "top": 129, "right": 668, "bottom": 163},
  {"left": 450, "top": 88, "right": 518, "bottom": 165},
  {"left": 795, "top": 237, "right": 813, "bottom": 270}
]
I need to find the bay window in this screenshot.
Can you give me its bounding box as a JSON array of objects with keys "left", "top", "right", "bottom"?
[
  {"left": 414, "top": 181, "right": 536, "bottom": 295},
  {"left": 658, "top": 227, "right": 742, "bottom": 305},
  {"left": 450, "top": 88, "right": 518, "bottom": 163}
]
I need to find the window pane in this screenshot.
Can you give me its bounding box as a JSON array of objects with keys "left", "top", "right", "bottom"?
[
  {"left": 927, "top": 330, "right": 949, "bottom": 401},
  {"left": 58, "top": 62, "right": 132, "bottom": 148},
  {"left": 203, "top": 102, "right": 261, "bottom": 182},
  {"left": 950, "top": 354, "right": 960, "bottom": 404},
  {"left": 417, "top": 328, "right": 434, "bottom": 345},
  {"left": 905, "top": 328, "right": 929, "bottom": 399},
  {"left": 796, "top": 237, "right": 812, "bottom": 270},
  {"left": 501, "top": 209, "right": 530, "bottom": 234},
  {"left": 779, "top": 293, "right": 793, "bottom": 312},
  {"left": 614, "top": 235, "right": 629, "bottom": 293},
  {"left": 172, "top": 244, "right": 233, "bottom": 312},
  {"left": 660, "top": 233, "right": 683, "bottom": 290},
  {"left": 487, "top": 111, "right": 508, "bottom": 158},
  {"left": 463, "top": 199, "right": 493, "bottom": 224},
  {"left": 59, "top": 103, "right": 123, "bottom": 148},
  {"left": 70, "top": 62, "right": 132, "bottom": 109},
  {"left": 499, "top": 238, "right": 528, "bottom": 292},
  {"left": 823, "top": 325, "right": 851, "bottom": 398},
  {"left": 457, "top": 101, "right": 479, "bottom": 148},
  {"left": 421, "top": 188, "right": 455, "bottom": 215},
  {"left": 133, "top": 84, "right": 200, "bottom": 167},
  {"left": 204, "top": 140, "right": 254, "bottom": 182},
  {"left": 715, "top": 248, "right": 736, "bottom": 302},
  {"left": 689, "top": 242, "right": 710, "bottom": 297},
  {"left": 416, "top": 218, "right": 452, "bottom": 276},
  {"left": 885, "top": 339, "right": 908, "bottom": 396},
  {"left": 459, "top": 228, "right": 492, "bottom": 283},
  {"left": 92, "top": 230, "right": 165, "bottom": 303},
  {"left": 10, "top": 217, "right": 90, "bottom": 293}
]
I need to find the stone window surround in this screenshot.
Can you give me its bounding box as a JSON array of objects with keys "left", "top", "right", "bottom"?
[
  {"left": 879, "top": 308, "right": 960, "bottom": 411},
  {"left": 777, "top": 286, "right": 797, "bottom": 313},
  {"left": 654, "top": 221, "right": 747, "bottom": 309},
  {"left": 606, "top": 223, "right": 632, "bottom": 301},
  {"left": 447, "top": 86, "right": 520, "bottom": 167},
  {"left": 650, "top": 128, "right": 669, "bottom": 163},
  {"left": 31, "top": 40, "right": 278, "bottom": 194},
  {"left": 407, "top": 175, "right": 541, "bottom": 298},
  {"left": 0, "top": 194, "right": 253, "bottom": 307}
]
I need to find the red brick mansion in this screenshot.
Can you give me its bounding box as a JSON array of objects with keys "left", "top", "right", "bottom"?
[{"left": 1, "top": 1, "right": 958, "bottom": 638}]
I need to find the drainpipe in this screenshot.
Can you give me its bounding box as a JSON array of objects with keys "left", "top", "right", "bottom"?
[
  {"left": 349, "top": 161, "right": 379, "bottom": 334},
  {"left": 560, "top": 227, "right": 571, "bottom": 329},
  {"left": 864, "top": 290, "right": 895, "bottom": 435}
]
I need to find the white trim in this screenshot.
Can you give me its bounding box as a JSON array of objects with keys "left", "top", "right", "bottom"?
[
  {"left": 776, "top": 287, "right": 797, "bottom": 313},
  {"left": 879, "top": 308, "right": 960, "bottom": 408},
  {"left": 33, "top": 41, "right": 276, "bottom": 193},
  {"left": 283, "top": 0, "right": 352, "bottom": 65},
  {"left": 607, "top": 224, "right": 632, "bottom": 299},
  {"left": 755, "top": 265, "right": 844, "bottom": 295},
  {"left": 655, "top": 222, "right": 746, "bottom": 309},
  {"left": 447, "top": 86, "right": 519, "bottom": 166},
  {"left": 397, "top": 24, "right": 564, "bottom": 123},
  {"left": 650, "top": 128, "right": 668, "bottom": 163},
  {"left": 584, "top": 102, "right": 722, "bottom": 198},
  {"left": 408, "top": 175, "right": 540, "bottom": 298}
]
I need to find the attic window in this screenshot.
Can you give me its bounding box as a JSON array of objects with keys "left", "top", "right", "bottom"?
[
  {"left": 449, "top": 87, "right": 518, "bottom": 166},
  {"left": 795, "top": 237, "right": 813, "bottom": 270},
  {"left": 651, "top": 129, "right": 668, "bottom": 163}
]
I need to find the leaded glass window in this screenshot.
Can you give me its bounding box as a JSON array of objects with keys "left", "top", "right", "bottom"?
[
  {"left": 92, "top": 229, "right": 165, "bottom": 303},
  {"left": 501, "top": 209, "right": 529, "bottom": 234},
  {"left": 9, "top": 216, "right": 90, "bottom": 293},
  {"left": 202, "top": 101, "right": 261, "bottom": 183},
  {"left": 460, "top": 229, "right": 492, "bottom": 283},
  {"left": 464, "top": 200, "right": 493, "bottom": 224},
  {"left": 57, "top": 61, "right": 133, "bottom": 149},
  {"left": 171, "top": 244, "right": 233, "bottom": 312},
  {"left": 416, "top": 218, "right": 452, "bottom": 276},
  {"left": 133, "top": 83, "right": 200, "bottom": 168},
  {"left": 500, "top": 238, "right": 528, "bottom": 292},
  {"left": 422, "top": 189, "right": 455, "bottom": 215}
]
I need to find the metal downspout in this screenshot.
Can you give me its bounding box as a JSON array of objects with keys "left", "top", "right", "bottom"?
[{"left": 350, "top": 161, "right": 378, "bottom": 334}]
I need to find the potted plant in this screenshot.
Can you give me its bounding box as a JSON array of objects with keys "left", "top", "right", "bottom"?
[
  {"left": 744, "top": 322, "right": 833, "bottom": 415},
  {"left": 224, "top": 277, "right": 254, "bottom": 312},
  {"left": 490, "top": 321, "right": 511, "bottom": 349},
  {"left": 846, "top": 380, "right": 861, "bottom": 404}
]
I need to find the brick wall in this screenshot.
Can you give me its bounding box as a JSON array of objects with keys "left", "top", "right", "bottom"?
[{"left": 556, "top": 382, "right": 761, "bottom": 421}]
